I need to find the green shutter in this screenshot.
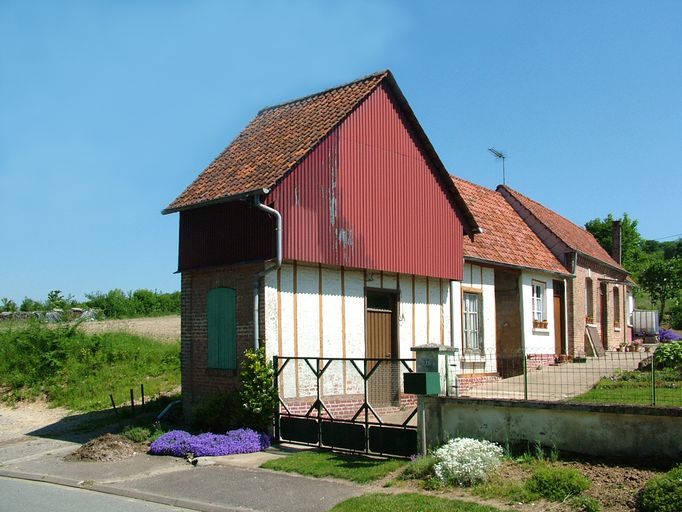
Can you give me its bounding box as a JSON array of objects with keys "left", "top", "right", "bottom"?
[{"left": 207, "top": 288, "right": 237, "bottom": 370}]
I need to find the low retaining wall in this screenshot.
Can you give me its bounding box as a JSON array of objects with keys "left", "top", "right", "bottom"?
[{"left": 423, "top": 397, "right": 682, "bottom": 460}]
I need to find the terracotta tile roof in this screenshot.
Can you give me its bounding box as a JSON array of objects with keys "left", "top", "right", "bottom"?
[
  {"left": 499, "top": 185, "right": 626, "bottom": 272},
  {"left": 163, "top": 71, "right": 479, "bottom": 234},
  {"left": 452, "top": 177, "right": 568, "bottom": 274},
  {"left": 164, "top": 71, "right": 387, "bottom": 213}
]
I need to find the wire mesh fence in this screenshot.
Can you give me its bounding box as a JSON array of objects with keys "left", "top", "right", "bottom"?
[{"left": 455, "top": 346, "right": 682, "bottom": 408}]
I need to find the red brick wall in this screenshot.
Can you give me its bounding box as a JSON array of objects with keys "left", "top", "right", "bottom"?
[{"left": 181, "top": 262, "right": 265, "bottom": 418}]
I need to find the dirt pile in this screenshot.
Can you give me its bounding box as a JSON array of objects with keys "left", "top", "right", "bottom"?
[{"left": 64, "top": 433, "right": 143, "bottom": 462}]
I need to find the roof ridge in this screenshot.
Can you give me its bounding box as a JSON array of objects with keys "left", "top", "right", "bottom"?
[
  {"left": 257, "top": 70, "right": 389, "bottom": 114},
  {"left": 452, "top": 175, "right": 499, "bottom": 194},
  {"left": 499, "top": 184, "right": 588, "bottom": 232}
]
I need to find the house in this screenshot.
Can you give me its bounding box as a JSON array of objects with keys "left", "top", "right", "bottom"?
[
  {"left": 163, "top": 71, "right": 479, "bottom": 417},
  {"left": 451, "top": 177, "right": 571, "bottom": 381},
  {"left": 498, "top": 185, "right": 631, "bottom": 355}
]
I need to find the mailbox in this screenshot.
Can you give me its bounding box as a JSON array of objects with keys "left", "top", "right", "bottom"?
[{"left": 403, "top": 371, "right": 440, "bottom": 396}]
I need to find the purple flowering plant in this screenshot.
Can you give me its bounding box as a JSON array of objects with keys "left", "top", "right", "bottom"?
[
  {"left": 150, "top": 428, "right": 271, "bottom": 457},
  {"left": 659, "top": 329, "right": 682, "bottom": 342}
]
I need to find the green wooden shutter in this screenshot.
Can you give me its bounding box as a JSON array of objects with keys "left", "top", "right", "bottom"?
[{"left": 207, "top": 288, "right": 237, "bottom": 370}]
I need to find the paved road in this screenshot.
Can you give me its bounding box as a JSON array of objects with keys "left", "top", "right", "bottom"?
[{"left": 0, "top": 477, "right": 192, "bottom": 512}]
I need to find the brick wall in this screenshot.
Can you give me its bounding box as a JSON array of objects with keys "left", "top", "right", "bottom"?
[
  {"left": 181, "top": 262, "right": 265, "bottom": 418},
  {"left": 568, "top": 257, "right": 628, "bottom": 356}
]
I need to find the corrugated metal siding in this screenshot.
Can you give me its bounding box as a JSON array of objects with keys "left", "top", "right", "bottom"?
[
  {"left": 178, "top": 202, "right": 275, "bottom": 271},
  {"left": 270, "top": 83, "right": 464, "bottom": 280}
]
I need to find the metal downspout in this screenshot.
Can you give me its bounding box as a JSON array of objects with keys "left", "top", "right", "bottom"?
[{"left": 252, "top": 194, "right": 282, "bottom": 350}]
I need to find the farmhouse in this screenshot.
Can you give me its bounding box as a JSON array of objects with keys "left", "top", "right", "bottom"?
[
  {"left": 451, "top": 177, "right": 571, "bottom": 381},
  {"left": 163, "top": 71, "right": 479, "bottom": 416},
  {"left": 498, "top": 185, "right": 632, "bottom": 355}
]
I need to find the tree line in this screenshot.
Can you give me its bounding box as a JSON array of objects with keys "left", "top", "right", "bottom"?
[
  {"left": 585, "top": 213, "right": 682, "bottom": 328},
  {"left": 0, "top": 289, "right": 180, "bottom": 319}
]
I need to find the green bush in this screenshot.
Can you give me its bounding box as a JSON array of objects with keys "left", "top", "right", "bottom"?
[
  {"left": 568, "top": 495, "right": 602, "bottom": 512},
  {"left": 401, "top": 454, "right": 437, "bottom": 480},
  {"left": 655, "top": 342, "right": 682, "bottom": 371},
  {"left": 640, "top": 465, "right": 682, "bottom": 512},
  {"left": 239, "top": 347, "right": 277, "bottom": 432},
  {"left": 121, "top": 425, "right": 167, "bottom": 443},
  {"left": 190, "top": 392, "right": 242, "bottom": 433},
  {"left": 525, "top": 466, "right": 590, "bottom": 501}
]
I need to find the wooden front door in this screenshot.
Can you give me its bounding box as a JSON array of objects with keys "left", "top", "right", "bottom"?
[
  {"left": 366, "top": 290, "right": 399, "bottom": 407},
  {"left": 553, "top": 280, "right": 565, "bottom": 356}
]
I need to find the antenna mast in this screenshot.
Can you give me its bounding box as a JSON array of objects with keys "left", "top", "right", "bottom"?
[{"left": 488, "top": 148, "right": 506, "bottom": 185}]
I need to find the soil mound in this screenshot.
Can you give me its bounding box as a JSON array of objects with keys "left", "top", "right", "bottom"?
[{"left": 64, "top": 433, "right": 142, "bottom": 462}]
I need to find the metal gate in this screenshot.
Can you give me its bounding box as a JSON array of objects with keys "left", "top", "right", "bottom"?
[{"left": 273, "top": 356, "right": 418, "bottom": 458}]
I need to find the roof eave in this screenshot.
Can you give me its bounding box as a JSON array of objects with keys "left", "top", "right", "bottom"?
[
  {"left": 161, "top": 188, "right": 270, "bottom": 215},
  {"left": 464, "top": 256, "right": 571, "bottom": 278}
]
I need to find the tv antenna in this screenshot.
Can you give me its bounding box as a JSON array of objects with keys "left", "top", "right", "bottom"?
[{"left": 488, "top": 148, "right": 506, "bottom": 185}]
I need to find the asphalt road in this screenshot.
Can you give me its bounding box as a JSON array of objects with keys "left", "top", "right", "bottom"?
[{"left": 0, "top": 477, "right": 192, "bottom": 512}]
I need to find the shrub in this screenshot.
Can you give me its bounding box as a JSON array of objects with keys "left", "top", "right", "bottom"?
[
  {"left": 432, "top": 438, "right": 503, "bottom": 486},
  {"left": 568, "top": 495, "right": 602, "bottom": 512},
  {"left": 640, "top": 465, "right": 682, "bottom": 512},
  {"left": 239, "top": 347, "right": 277, "bottom": 432},
  {"left": 149, "top": 428, "right": 270, "bottom": 457},
  {"left": 655, "top": 342, "right": 682, "bottom": 370},
  {"left": 525, "top": 466, "right": 590, "bottom": 501},
  {"left": 659, "top": 330, "right": 682, "bottom": 343},
  {"left": 401, "top": 454, "right": 437, "bottom": 480},
  {"left": 190, "top": 392, "right": 242, "bottom": 433},
  {"left": 121, "top": 425, "right": 167, "bottom": 444}
]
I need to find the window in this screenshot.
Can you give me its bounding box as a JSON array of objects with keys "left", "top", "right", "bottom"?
[
  {"left": 207, "top": 287, "right": 237, "bottom": 370},
  {"left": 585, "top": 277, "right": 594, "bottom": 322},
  {"left": 463, "top": 292, "right": 483, "bottom": 352},
  {"left": 613, "top": 286, "right": 621, "bottom": 328},
  {"left": 531, "top": 281, "right": 546, "bottom": 325}
]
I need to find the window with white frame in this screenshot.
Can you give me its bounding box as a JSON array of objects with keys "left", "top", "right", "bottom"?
[
  {"left": 463, "top": 292, "right": 483, "bottom": 352},
  {"left": 531, "top": 280, "right": 546, "bottom": 323}
]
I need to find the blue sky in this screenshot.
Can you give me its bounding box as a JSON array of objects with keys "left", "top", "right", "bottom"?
[{"left": 1, "top": 1, "right": 680, "bottom": 303}]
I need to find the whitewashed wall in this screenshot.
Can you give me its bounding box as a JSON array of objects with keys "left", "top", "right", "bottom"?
[
  {"left": 457, "top": 263, "right": 497, "bottom": 374},
  {"left": 263, "top": 261, "right": 453, "bottom": 398},
  {"left": 520, "top": 271, "right": 555, "bottom": 354}
]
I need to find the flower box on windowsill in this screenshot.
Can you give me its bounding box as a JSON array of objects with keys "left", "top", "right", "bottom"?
[
  {"left": 585, "top": 316, "right": 595, "bottom": 325},
  {"left": 533, "top": 320, "right": 548, "bottom": 329}
]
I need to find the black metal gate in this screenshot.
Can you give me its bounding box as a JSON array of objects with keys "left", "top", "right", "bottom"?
[{"left": 273, "top": 356, "right": 418, "bottom": 458}]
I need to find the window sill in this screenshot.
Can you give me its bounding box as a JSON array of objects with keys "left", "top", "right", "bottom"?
[
  {"left": 532, "top": 328, "right": 550, "bottom": 335},
  {"left": 462, "top": 352, "right": 486, "bottom": 362},
  {"left": 614, "top": 327, "right": 621, "bottom": 332}
]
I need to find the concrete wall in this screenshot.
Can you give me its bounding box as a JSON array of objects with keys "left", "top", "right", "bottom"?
[
  {"left": 424, "top": 397, "right": 682, "bottom": 460},
  {"left": 520, "top": 271, "right": 555, "bottom": 354},
  {"left": 263, "top": 261, "right": 454, "bottom": 398}
]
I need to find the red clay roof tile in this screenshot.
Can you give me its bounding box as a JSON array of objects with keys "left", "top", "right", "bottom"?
[
  {"left": 453, "top": 177, "right": 568, "bottom": 274},
  {"left": 499, "top": 185, "right": 625, "bottom": 272}
]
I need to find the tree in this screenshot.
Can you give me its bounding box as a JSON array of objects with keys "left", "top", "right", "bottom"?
[
  {"left": 1, "top": 298, "right": 17, "bottom": 312},
  {"left": 639, "top": 258, "right": 682, "bottom": 318},
  {"left": 585, "top": 213, "right": 650, "bottom": 277}
]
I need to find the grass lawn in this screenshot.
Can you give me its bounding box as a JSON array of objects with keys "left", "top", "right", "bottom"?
[
  {"left": 0, "top": 322, "right": 180, "bottom": 411},
  {"left": 330, "top": 493, "right": 501, "bottom": 512},
  {"left": 261, "top": 450, "right": 406, "bottom": 483},
  {"left": 571, "top": 371, "right": 682, "bottom": 407}
]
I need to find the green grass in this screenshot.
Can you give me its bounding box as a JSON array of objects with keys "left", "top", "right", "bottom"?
[
  {"left": 0, "top": 321, "right": 180, "bottom": 411},
  {"left": 571, "top": 370, "right": 682, "bottom": 407},
  {"left": 329, "top": 493, "right": 501, "bottom": 512},
  {"left": 471, "top": 479, "right": 539, "bottom": 504},
  {"left": 261, "top": 450, "right": 406, "bottom": 483}
]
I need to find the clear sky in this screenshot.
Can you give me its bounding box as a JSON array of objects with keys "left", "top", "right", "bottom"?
[{"left": 2, "top": 1, "right": 681, "bottom": 303}]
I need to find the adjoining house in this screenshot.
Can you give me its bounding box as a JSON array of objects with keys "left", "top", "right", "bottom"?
[
  {"left": 451, "top": 177, "right": 571, "bottom": 382},
  {"left": 498, "top": 186, "right": 632, "bottom": 356},
  {"left": 163, "top": 71, "right": 479, "bottom": 417}
]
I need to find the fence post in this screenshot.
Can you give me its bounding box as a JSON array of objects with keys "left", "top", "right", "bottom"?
[
  {"left": 651, "top": 351, "right": 656, "bottom": 406},
  {"left": 273, "top": 355, "right": 280, "bottom": 442},
  {"left": 523, "top": 355, "right": 528, "bottom": 400}
]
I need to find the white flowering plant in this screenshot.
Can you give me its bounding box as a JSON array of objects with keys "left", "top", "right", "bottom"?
[{"left": 433, "top": 437, "right": 503, "bottom": 486}]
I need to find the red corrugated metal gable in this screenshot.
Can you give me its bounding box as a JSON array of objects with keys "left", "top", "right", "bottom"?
[
  {"left": 269, "top": 83, "right": 464, "bottom": 280},
  {"left": 453, "top": 177, "right": 568, "bottom": 274}
]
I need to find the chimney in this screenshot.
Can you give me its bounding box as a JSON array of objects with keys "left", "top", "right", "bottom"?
[{"left": 612, "top": 219, "right": 622, "bottom": 264}]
